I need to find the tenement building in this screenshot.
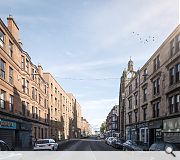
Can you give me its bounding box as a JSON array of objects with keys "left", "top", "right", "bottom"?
[
  {"left": 0, "top": 16, "right": 49, "bottom": 149},
  {"left": 106, "top": 105, "right": 119, "bottom": 137},
  {"left": 0, "top": 16, "right": 87, "bottom": 149},
  {"left": 119, "top": 25, "right": 180, "bottom": 147}
]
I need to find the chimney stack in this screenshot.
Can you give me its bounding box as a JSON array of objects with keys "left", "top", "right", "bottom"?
[{"left": 7, "top": 15, "right": 19, "bottom": 42}]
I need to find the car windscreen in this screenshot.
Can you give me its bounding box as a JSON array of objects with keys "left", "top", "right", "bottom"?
[{"left": 36, "top": 140, "right": 49, "bottom": 144}]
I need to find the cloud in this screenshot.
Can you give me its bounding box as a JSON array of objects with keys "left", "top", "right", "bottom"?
[{"left": 80, "top": 98, "right": 118, "bottom": 128}]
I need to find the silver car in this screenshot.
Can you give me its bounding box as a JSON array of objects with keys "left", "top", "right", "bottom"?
[{"left": 33, "top": 139, "right": 58, "bottom": 151}]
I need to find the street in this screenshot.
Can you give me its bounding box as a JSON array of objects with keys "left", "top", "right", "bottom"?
[{"left": 58, "top": 137, "right": 118, "bottom": 151}]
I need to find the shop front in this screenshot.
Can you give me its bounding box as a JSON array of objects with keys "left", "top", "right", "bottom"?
[
  {"left": 0, "top": 118, "right": 32, "bottom": 149},
  {"left": 163, "top": 117, "right": 180, "bottom": 144},
  {"left": 126, "top": 125, "right": 138, "bottom": 142},
  {"left": 0, "top": 118, "right": 16, "bottom": 149},
  {"left": 148, "top": 120, "right": 163, "bottom": 146},
  {"left": 138, "top": 122, "right": 148, "bottom": 145}
]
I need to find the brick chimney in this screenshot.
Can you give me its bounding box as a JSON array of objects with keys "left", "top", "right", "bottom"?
[{"left": 7, "top": 15, "right": 19, "bottom": 41}]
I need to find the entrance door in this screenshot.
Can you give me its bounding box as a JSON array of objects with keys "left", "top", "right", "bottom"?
[{"left": 149, "top": 129, "right": 155, "bottom": 147}]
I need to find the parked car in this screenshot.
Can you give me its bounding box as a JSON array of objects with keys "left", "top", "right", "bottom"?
[
  {"left": 107, "top": 137, "right": 116, "bottom": 145},
  {"left": 99, "top": 134, "right": 105, "bottom": 139},
  {"left": 149, "top": 142, "right": 180, "bottom": 151},
  {"left": 123, "top": 140, "right": 143, "bottom": 151},
  {"left": 105, "top": 137, "right": 109, "bottom": 143},
  {"left": 0, "top": 140, "right": 14, "bottom": 151},
  {"left": 33, "top": 139, "right": 58, "bottom": 151},
  {"left": 111, "top": 138, "right": 126, "bottom": 149}
]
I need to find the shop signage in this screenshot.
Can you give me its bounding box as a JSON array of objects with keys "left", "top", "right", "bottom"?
[
  {"left": 149, "top": 120, "right": 162, "bottom": 129},
  {"left": 163, "top": 117, "right": 180, "bottom": 132},
  {"left": 0, "top": 119, "right": 16, "bottom": 129}
]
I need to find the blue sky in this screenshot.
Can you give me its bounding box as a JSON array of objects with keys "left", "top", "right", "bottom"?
[{"left": 0, "top": 0, "right": 179, "bottom": 130}]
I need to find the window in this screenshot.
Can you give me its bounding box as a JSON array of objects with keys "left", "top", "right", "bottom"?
[
  {"left": 26, "top": 59, "right": 29, "bottom": 73},
  {"left": 9, "top": 67, "right": 13, "bottom": 84},
  {"left": 0, "top": 29, "right": 5, "bottom": 47},
  {"left": 26, "top": 80, "right": 29, "bottom": 94},
  {"left": 32, "top": 87, "right": 35, "bottom": 99},
  {"left": 135, "top": 93, "right": 138, "bottom": 106},
  {"left": 22, "top": 101, "right": 26, "bottom": 116},
  {"left": 128, "top": 112, "right": 132, "bottom": 124},
  {"left": 128, "top": 97, "right": 132, "bottom": 109},
  {"left": 153, "top": 55, "right": 160, "bottom": 71},
  {"left": 51, "top": 94, "right": 53, "bottom": 102},
  {"left": 0, "top": 59, "right": 5, "bottom": 79},
  {"left": 169, "top": 94, "right": 180, "bottom": 114},
  {"left": 153, "top": 102, "right": 160, "bottom": 118},
  {"left": 39, "top": 94, "right": 41, "bottom": 104},
  {"left": 26, "top": 102, "right": 29, "bottom": 116},
  {"left": 143, "top": 107, "right": 147, "bottom": 120},
  {"left": 153, "top": 78, "right": 160, "bottom": 95},
  {"left": 51, "top": 106, "right": 53, "bottom": 114},
  {"left": 134, "top": 111, "right": 138, "bottom": 123},
  {"left": 143, "top": 69, "right": 147, "bottom": 81},
  {"left": 55, "top": 108, "right": 57, "bottom": 116},
  {"left": 22, "top": 78, "right": 25, "bottom": 93},
  {"left": 175, "top": 63, "right": 180, "bottom": 83},
  {"left": 135, "top": 78, "right": 138, "bottom": 88},
  {"left": 35, "top": 89, "right": 37, "bottom": 100},
  {"left": 55, "top": 87, "right": 57, "bottom": 94},
  {"left": 170, "top": 40, "right": 175, "bottom": 56},
  {"left": 178, "top": 34, "right": 180, "bottom": 51},
  {"left": 51, "top": 83, "right": 53, "bottom": 91},
  {"left": 32, "top": 106, "right": 35, "bottom": 118},
  {"left": 170, "top": 67, "right": 175, "bottom": 85},
  {"left": 129, "top": 84, "right": 132, "bottom": 94},
  {"left": 21, "top": 56, "right": 25, "bottom": 70},
  {"left": 35, "top": 107, "right": 38, "bottom": 119},
  {"left": 31, "top": 68, "right": 35, "bottom": 80},
  {"left": 39, "top": 110, "right": 41, "bottom": 120},
  {"left": 0, "top": 90, "right": 6, "bottom": 109},
  {"left": 44, "top": 99, "right": 46, "bottom": 108},
  {"left": 9, "top": 95, "right": 13, "bottom": 112},
  {"left": 44, "top": 85, "right": 47, "bottom": 94},
  {"left": 143, "top": 88, "right": 147, "bottom": 102},
  {"left": 38, "top": 77, "right": 40, "bottom": 87},
  {"left": 8, "top": 40, "right": 13, "bottom": 57}
]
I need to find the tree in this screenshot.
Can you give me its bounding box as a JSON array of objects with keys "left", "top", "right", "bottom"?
[{"left": 100, "top": 121, "right": 106, "bottom": 133}]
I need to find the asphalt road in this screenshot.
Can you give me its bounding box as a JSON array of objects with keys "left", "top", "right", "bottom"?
[{"left": 58, "top": 137, "right": 119, "bottom": 151}]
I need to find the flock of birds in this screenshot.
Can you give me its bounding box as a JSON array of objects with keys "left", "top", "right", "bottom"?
[{"left": 132, "top": 32, "right": 156, "bottom": 44}]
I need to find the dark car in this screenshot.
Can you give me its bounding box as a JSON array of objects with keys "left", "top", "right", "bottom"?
[
  {"left": 123, "top": 140, "right": 143, "bottom": 151},
  {"left": 0, "top": 140, "right": 11, "bottom": 151},
  {"left": 149, "top": 142, "right": 180, "bottom": 151},
  {"left": 112, "top": 138, "right": 125, "bottom": 149}
]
